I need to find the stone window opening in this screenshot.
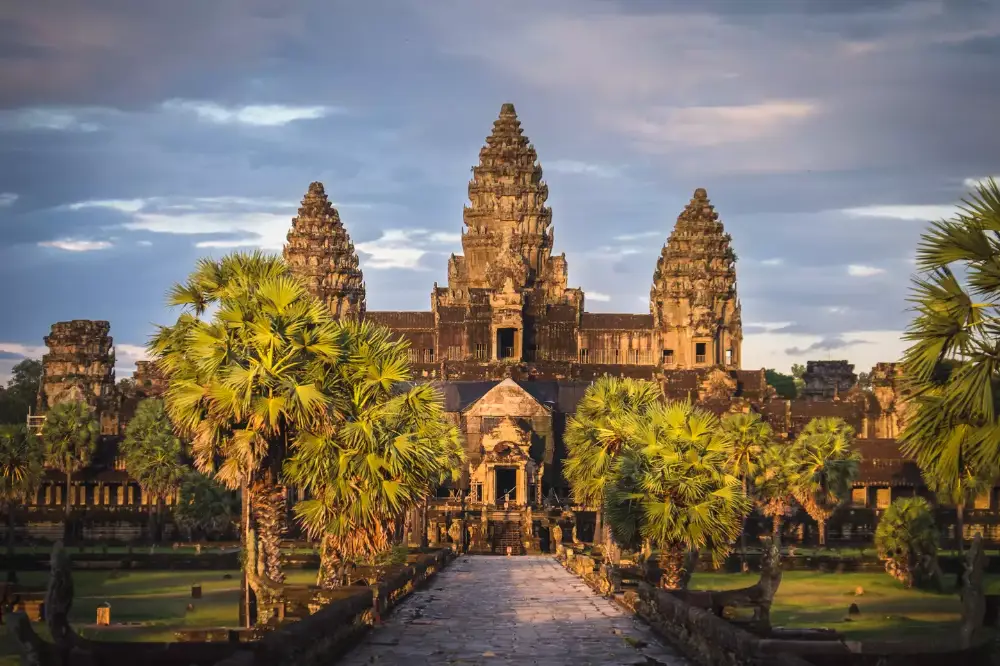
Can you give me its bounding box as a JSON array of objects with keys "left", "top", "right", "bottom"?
[
  {"left": 579, "top": 348, "right": 589, "bottom": 363},
  {"left": 426, "top": 348, "right": 435, "bottom": 362},
  {"left": 876, "top": 487, "right": 891, "bottom": 509},
  {"left": 695, "top": 342, "right": 707, "bottom": 364},
  {"left": 497, "top": 328, "right": 517, "bottom": 359},
  {"left": 851, "top": 487, "right": 867, "bottom": 507},
  {"left": 662, "top": 349, "right": 674, "bottom": 365},
  {"left": 475, "top": 343, "right": 488, "bottom": 360},
  {"left": 725, "top": 348, "right": 733, "bottom": 365}
]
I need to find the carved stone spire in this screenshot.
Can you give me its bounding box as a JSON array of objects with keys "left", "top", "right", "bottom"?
[
  {"left": 457, "top": 102, "right": 554, "bottom": 290},
  {"left": 283, "top": 181, "right": 366, "bottom": 320},
  {"left": 650, "top": 188, "right": 741, "bottom": 368}
]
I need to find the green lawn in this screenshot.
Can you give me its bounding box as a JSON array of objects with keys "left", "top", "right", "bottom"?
[
  {"left": 0, "top": 569, "right": 319, "bottom": 666},
  {"left": 691, "top": 570, "right": 997, "bottom": 644}
]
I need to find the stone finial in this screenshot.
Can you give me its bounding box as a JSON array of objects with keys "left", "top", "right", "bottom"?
[
  {"left": 500, "top": 102, "right": 516, "bottom": 115},
  {"left": 282, "top": 181, "right": 366, "bottom": 320},
  {"left": 693, "top": 187, "right": 708, "bottom": 200}
]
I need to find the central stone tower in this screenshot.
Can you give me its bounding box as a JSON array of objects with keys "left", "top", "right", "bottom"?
[
  {"left": 649, "top": 188, "right": 742, "bottom": 368},
  {"left": 434, "top": 103, "right": 582, "bottom": 362}
]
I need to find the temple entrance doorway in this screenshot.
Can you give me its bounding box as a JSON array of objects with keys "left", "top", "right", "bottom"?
[
  {"left": 495, "top": 467, "right": 517, "bottom": 504},
  {"left": 496, "top": 328, "right": 516, "bottom": 359}
]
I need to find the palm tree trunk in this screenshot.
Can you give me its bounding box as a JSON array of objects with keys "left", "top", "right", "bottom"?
[
  {"left": 6, "top": 501, "right": 15, "bottom": 556},
  {"left": 772, "top": 513, "right": 782, "bottom": 538},
  {"left": 594, "top": 508, "right": 603, "bottom": 546},
  {"left": 317, "top": 534, "right": 342, "bottom": 589},
  {"left": 658, "top": 543, "right": 690, "bottom": 590},
  {"left": 64, "top": 470, "right": 72, "bottom": 544},
  {"left": 818, "top": 518, "right": 827, "bottom": 547},
  {"left": 240, "top": 481, "right": 256, "bottom": 628},
  {"left": 420, "top": 498, "right": 429, "bottom": 549},
  {"left": 956, "top": 502, "right": 966, "bottom": 558},
  {"left": 739, "top": 476, "right": 748, "bottom": 570}
]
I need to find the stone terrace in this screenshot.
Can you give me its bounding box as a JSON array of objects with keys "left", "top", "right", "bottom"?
[{"left": 337, "top": 555, "right": 689, "bottom": 665}]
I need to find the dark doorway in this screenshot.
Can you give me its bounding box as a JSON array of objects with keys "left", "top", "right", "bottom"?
[
  {"left": 497, "top": 328, "right": 516, "bottom": 359},
  {"left": 495, "top": 467, "right": 517, "bottom": 504}
]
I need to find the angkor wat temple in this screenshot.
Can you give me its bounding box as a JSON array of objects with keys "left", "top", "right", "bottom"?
[{"left": 15, "top": 103, "right": 997, "bottom": 550}]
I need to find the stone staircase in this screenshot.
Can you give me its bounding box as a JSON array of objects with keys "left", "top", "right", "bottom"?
[{"left": 492, "top": 521, "right": 524, "bottom": 555}]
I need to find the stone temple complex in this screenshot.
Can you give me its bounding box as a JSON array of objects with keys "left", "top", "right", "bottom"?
[{"left": 12, "top": 103, "right": 996, "bottom": 550}]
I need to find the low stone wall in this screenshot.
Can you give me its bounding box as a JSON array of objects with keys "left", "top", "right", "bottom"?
[
  {"left": 8, "top": 549, "right": 454, "bottom": 666},
  {"left": 556, "top": 547, "right": 995, "bottom": 666},
  {"left": 212, "top": 548, "right": 455, "bottom": 666}
]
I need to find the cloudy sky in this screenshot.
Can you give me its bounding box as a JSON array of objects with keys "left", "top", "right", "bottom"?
[{"left": 1, "top": 0, "right": 997, "bottom": 381}]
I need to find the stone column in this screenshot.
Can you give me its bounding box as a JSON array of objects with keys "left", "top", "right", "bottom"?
[
  {"left": 486, "top": 465, "right": 495, "bottom": 505},
  {"left": 516, "top": 466, "right": 526, "bottom": 506}
]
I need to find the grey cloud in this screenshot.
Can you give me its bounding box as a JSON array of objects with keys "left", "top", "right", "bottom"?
[
  {"left": 0, "top": 351, "right": 25, "bottom": 360},
  {"left": 785, "top": 337, "right": 872, "bottom": 356}
]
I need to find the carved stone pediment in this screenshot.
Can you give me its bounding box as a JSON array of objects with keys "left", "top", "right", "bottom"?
[{"left": 700, "top": 368, "right": 736, "bottom": 400}]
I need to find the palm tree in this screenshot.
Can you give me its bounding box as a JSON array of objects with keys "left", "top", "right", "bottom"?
[
  {"left": 121, "top": 398, "right": 186, "bottom": 543},
  {"left": 284, "top": 320, "right": 464, "bottom": 588},
  {"left": 151, "top": 251, "right": 344, "bottom": 621},
  {"left": 900, "top": 178, "right": 1000, "bottom": 475},
  {"left": 753, "top": 443, "right": 800, "bottom": 538},
  {"left": 563, "top": 376, "right": 662, "bottom": 546},
  {"left": 718, "top": 411, "right": 772, "bottom": 565},
  {"left": 40, "top": 401, "right": 99, "bottom": 541},
  {"left": 604, "top": 401, "right": 750, "bottom": 589},
  {"left": 875, "top": 496, "right": 942, "bottom": 590},
  {"left": 919, "top": 438, "right": 994, "bottom": 560},
  {"left": 0, "top": 425, "right": 44, "bottom": 554},
  {"left": 790, "top": 417, "right": 861, "bottom": 546}
]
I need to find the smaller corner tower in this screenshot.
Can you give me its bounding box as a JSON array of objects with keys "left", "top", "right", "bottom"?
[
  {"left": 650, "top": 188, "right": 741, "bottom": 369},
  {"left": 283, "top": 182, "right": 366, "bottom": 320}
]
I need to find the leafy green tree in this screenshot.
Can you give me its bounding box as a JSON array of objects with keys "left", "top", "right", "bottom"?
[
  {"left": 790, "top": 417, "right": 861, "bottom": 546},
  {"left": 151, "top": 251, "right": 344, "bottom": 610},
  {"left": 121, "top": 398, "right": 186, "bottom": 542},
  {"left": 284, "top": 320, "right": 464, "bottom": 588},
  {"left": 0, "top": 425, "right": 44, "bottom": 553},
  {"left": 900, "top": 178, "right": 1000, "bottom": 487},
  {"left": 875, "top": 496, "right": 942, "bottom": 590},
  {"left": 40, "top": 401, "right": 99, "bottom": 538},
  {"left": 604, "top": 401, "right": 750, "bottom": 589},
  {"left": 174, "top": 471, "right": 240, "bottom": 541},
  {"left": 719, "top": 412, "right": 773, "bottom": 563},
  {"left": 563, "top": 376, "right": 662, "bottom": 545},
  {"left": 754, "top": 443, "right": 800, "bottom": 537},
  {"left": 790, "top": 363, "right": 806, "bottom": 395},
  {"left": 0, "top": 359, "right": 43, "bottom": 425},
  {"left": 764, "top": 370, "right": 798, "bottom": 399}
]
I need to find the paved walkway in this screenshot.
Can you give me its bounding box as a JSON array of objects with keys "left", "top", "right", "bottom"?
[{"left": 338, "top": 555, "right": 690, "bottom": 665}]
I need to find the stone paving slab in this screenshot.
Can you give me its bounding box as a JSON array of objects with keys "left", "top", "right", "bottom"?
[{"left": 336, "top": 555, "right": 690, "bottom": 665}]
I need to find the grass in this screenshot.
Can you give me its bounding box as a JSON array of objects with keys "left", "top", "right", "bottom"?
[
  {"left": 0, "top": 568, "right": 319, "bottom": 666},
  {"left": 691, "top": 569, "right": 1000, "bottom": 645}
]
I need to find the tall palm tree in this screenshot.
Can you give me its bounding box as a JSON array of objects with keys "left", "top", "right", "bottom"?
[
  {"left": 150, "top": 251, "right": 344, "bottom": 621},
  {"left": 604, "top": 401, "right": 750, "bottom": 589},
  {"left": 0, "top": 425, "right": 44, "bottom": 554},
  {"left": 563, "top": 376, "right": 662, "bottom": 545},
  {"left": 753, "top": 443, "right": 800, "bottom": 538},
  {"left": 790, "top": 417, "right": 861, "bottom": 546},
  {"left": 718, "top": 411, "right": 772, "bottom": 565},
  {"left": 900, "top": 177, "right": 1000, "bottom": 471},
  {"left": 918, "top": 432, "right": 994, "bottom": 560},
  {"left": 40, "top": 401, "right": 99, "bottom": 541},
  {"left": 121, "top": 398, "right": 186, "bottom": 543},
  {"left": 284, "top": 320, "right": 464, "bottom": 588}
]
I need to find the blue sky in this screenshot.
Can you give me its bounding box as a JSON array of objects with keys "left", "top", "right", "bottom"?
[{"left": 1, "top": 0, "right": 998, "bottom": 380}]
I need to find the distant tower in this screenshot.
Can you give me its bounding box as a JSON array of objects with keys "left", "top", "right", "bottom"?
[
  {"left": 650, "top": 188, "right": 741, "bottom": 369},
  {"left": 36, "top": 320, "right": 118, "bottom": 434},
  {"left": 283, "top": 182, "right": 366, "bottom": 320}
]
